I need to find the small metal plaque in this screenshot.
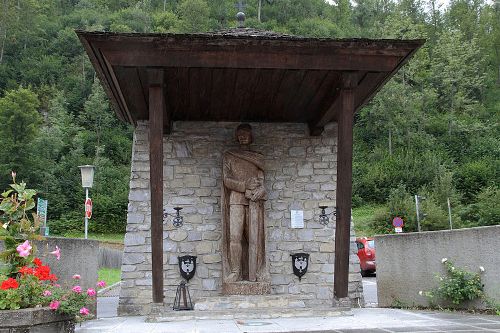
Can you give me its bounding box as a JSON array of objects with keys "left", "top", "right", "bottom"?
[{"left": 290, "top": 210, "right": 304, "bottom": 228}]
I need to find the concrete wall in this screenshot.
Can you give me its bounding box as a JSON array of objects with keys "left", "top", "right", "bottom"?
[
  {"left": 119, "top": 121, "right": 364, "bottom": 315},
  {"left": 376, "top": 226, "right": 500, "bottom": 308}
]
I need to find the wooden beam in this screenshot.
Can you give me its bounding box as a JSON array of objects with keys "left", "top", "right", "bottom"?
[
  {"left": 309, "top": 72, "right": 388, "bottom": 135},
  {"left": 334, "top": 73, "right": 357, "bottom": 300},
  {"left": 148, "top": 69, "right": 165, "bottom": 304},
  {"left": 103, "top": 48, "right": 401, "bottom": 72}
]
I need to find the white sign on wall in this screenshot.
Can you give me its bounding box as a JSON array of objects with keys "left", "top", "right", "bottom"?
[{"left": 290, "top": 210, "right": 304, "bottom": 229}]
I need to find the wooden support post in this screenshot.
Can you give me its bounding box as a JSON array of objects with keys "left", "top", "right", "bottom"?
[
  {"left": 334, "top": 72, "right": 357, "bottom": 299},
  {"left": 149, "top": 70, "right": 165, "bottom": 304}
]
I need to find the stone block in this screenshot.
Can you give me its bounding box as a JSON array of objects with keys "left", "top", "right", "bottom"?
[
  {"left": 297, "top": 229, "right": 314, "bottom": 241},
  {"left": 202, "top": 231, "right": 220, "bottom": 241},
  {"left": 122, "top": 253, "right": 145, "bottom": 265},
  {"left": 202, "top": 279, "right": 217, "bottom": 291},
  {"left": 127, "top": 213, "right": 145, "bottom": 224},
  {"left": 124, "top": 233, "right": 146, "bottom": 246},
  {"left": 169, "top": 230, "right": 188, "bottom": 242},
  {"left": 129, "top": 190, "right": 149, "bottom": 201},
  {"left": 320, "top": 243, "right": 335, "bottom": 252},
  {"left": 203, "top": 254, "right": 221, "bottom": 264},
  {"left": 289, "top": 147, "right": 306, "bottom": 157}
]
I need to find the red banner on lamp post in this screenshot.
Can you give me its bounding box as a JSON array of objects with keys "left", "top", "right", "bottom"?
[{"left": 85, "top": 198, "right": 92, "bottom": 219}]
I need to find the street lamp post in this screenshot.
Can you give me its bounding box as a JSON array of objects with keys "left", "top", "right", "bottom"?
[{"left": 79, "top": 165, "right": 95, "bottom": 239}]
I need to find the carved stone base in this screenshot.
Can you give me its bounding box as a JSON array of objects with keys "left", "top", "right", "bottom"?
[{"left": 222, "top": 281, "right": 271, "bottom": 295}]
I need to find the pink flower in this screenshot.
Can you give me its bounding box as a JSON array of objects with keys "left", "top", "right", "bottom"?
[
  {"left": 79, "top": 307, "right": 90, "bottom": 316},
  {"left": 53, "top": 283, "right": 61, "bottom": 288},
  {"left": 11, "top": 171, "right": 16, "bottom": 181},
  {"left": 97, "top": 280, "right": 106, "bottom": 288},
  {"left": 72, "top": 285, "right": 82, "bottom": 293},
  {"left": 43, "top": 290, "right": 52, "bottom": 297},
  {"left": 49, "top": 300, "right": 60, "bottom": 310},
  {"left": 50, "top": 246, "right": 61, "bottom": 260},
  {"left": 87, "top": 288, "right": 96, "bottom": 297},
  {"left": 16, "top": 240, "right": 32, "bottom": 258},
  {"left": 72, "top": 274, "right": 81, "bottom": 280}
]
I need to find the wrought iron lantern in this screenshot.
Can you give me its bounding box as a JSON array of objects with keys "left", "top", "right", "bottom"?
[
  {"left": 163, "top": 207, "right": 184, "bottom": 228},
  {"left": 173, "top": 281, "right": 193, "bottom": 311},
  {"left": 318, "top": 205, "right": 337, "bottom": 225}
]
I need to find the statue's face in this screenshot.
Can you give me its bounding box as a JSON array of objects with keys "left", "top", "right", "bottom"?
[{"left": 237, "top": 130, "right": 252, "bottom": 145}]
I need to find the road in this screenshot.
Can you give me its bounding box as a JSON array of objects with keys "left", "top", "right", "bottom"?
[{"left": 362, "top": 275, "right": 378, "bottom": 307}]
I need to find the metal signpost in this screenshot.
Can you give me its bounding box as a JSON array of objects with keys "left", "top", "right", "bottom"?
[{"left": 37, "top": 198, "right": 49, "bottom": 236}]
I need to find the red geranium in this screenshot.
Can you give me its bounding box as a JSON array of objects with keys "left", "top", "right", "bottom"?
[
  {"left": 1, "top": 278, "right": 19, "bottom": 290},
  {"left": 19, "top": 266, "right": 34, "bottom": 275},
  {"left": 33, "top": 257, "right": 42, "bottom": 267},
  {"left": 34, "top": 265, "right": 58, "bottom": 281}
]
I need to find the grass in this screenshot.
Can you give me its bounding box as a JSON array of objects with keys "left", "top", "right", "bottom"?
[
  {"left": 352, "top": 204, "right": 385, "bottom": 237},
  {"left": 61, "top": 232, "right": 125, "bottom": 244},
  {"left": 98, "top": 267, "right": 121, "bottom": 286}
]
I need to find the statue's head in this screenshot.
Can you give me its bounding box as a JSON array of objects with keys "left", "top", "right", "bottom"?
[{"left": 235, "top": 123, "right": 253, "bottom": 145}]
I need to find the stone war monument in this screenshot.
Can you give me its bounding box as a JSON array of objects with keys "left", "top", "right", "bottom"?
[
  {"left": 77, "top": 23, "right": 423, "bottom": 318},
  {"left": 221, "top": 124, "right": 270, "bottom": 294}
]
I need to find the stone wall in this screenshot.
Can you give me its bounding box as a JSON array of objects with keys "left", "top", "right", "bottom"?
[
  {"left": 376, "top": 226, "right": 500, "bottom": 309},
  {"left": 118, "top": 121, "right": 363, "bottom": 315}
]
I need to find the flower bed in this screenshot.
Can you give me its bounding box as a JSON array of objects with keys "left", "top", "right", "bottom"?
[{"left": 0, "top": 173, "right": 106, "bottom": 327}]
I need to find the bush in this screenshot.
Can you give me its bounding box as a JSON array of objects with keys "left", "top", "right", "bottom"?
[
  {"left": 47, "top": 212, "right": 83, "bottom": 235},
  {"left": 459, "top": 186, "right": 500, "bottom": 227},
  {"left": 423, "top": 259, "right": 484, "bottom": 307}
]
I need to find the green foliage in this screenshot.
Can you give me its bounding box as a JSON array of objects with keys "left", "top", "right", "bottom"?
[
  {"left": 0, "top": 88, "right": 41, "bottom": 185},
  {"left": 424, "top": 260, "right": 484, "bottom": 306},
  {"left": 98, "top": 267, "right": 121, "bottom": 286},
  {"left": 177, "top": 0, "right": 211, "bottom": 33},
  {"left": 0, "top": 176, "right": 41, "bottom": 277},
  {"left": 459, "top": 186, "right": 500, "bottom": 227}
]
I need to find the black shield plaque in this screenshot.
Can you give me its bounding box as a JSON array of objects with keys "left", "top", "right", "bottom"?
[
  {"left": 178, "top": 255, "right": 197, "bottom": 281},
  {"left": 291, "top": 253, "right": 309, "bottom": 281}
]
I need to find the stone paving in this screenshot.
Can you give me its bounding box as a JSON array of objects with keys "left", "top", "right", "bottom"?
[{"left": 76, "top": 307, "right": 500, "bottom": 332}]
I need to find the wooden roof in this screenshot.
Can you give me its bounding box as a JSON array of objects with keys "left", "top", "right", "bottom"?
[{"left": 77, "top": 29, "right": 424, "bottom": 135}]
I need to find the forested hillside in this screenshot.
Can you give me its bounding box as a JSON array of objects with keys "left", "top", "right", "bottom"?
[{"left": 0, "top": 0, "right": 498, "bottom": 234}]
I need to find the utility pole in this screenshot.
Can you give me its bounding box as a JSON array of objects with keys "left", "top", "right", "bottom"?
[
  {"left": 415, "top": 195, "right": 426, "bottom": 232},
  {"left": 447, "top": 197, "right": 453, "bottom": 230},
  {"left": 258, "top": 0, "right": 262, "bottom": 22}
]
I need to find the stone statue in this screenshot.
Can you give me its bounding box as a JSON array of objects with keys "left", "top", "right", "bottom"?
[{"left": 221, "top": 124, "right": 269, "bottom": 294}]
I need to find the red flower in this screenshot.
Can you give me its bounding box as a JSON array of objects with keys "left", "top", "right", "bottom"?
[
  {"left": 33, "top": 258, "right": 42, "bottom": 267},
  {"left": 19, "top": 266, "right": 34, "bottom": 275},
  {"left": 1, "top": 278, "right": 19, "bottom": 290},
  {"left": 34, "top": 265, "right": 58, "bottom": 281}
]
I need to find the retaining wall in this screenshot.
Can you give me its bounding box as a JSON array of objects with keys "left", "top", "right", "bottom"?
[{"left": 376, "top": 226, "right": 500, "bottom": 309}]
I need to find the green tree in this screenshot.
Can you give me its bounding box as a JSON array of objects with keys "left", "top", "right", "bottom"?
[
  {"left": 177, "top": 0, "right": 210, "bottom": 33},
  {"left": 0, "top": 87, "right": 41, "bottom": 188}
]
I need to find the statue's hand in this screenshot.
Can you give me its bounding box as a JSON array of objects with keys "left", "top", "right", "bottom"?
[
  {"left": 245, "top": 177, "right": 260, "bottom": 190},
  {"left": 251, "top": 187, "right": 266, "bottom": 201}
]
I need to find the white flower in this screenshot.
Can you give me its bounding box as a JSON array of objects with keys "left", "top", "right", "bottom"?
[
  {"left": 418, "top": 291, "right": 424, "bottom": 296},
  {"left": 479, "top": 266, "right": 485, "bottom": 272},
  {"left": 439, "top": 277, "right": 443, "bottom": 281},
  {"left": 451, "top": 266, "right": 455, "bottom": 271},
  {"left": 441, "top": 258, "right": 448, "bottom": 263}
]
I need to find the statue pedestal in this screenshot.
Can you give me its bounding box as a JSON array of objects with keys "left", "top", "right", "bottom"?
[
  {"left": 222, "top": 281, "right": 271, "bottom": 295},
  {"left": 148, "top": 294, "right": 351, "bottom": 322}
]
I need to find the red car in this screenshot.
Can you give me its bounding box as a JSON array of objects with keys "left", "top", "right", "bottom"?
[{"left": 356, "top": 237, "right": 376, "bottom": 276}]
